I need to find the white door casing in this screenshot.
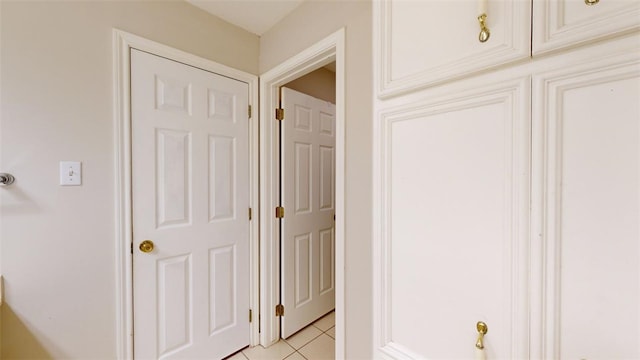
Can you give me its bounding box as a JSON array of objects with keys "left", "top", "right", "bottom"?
[
  {"left": 281, "top": 87, "right": 336, "bottom": 338},
  {"left": 131, "top": 49, "right": 250, "bottom": 359},
  {"left": 258, "top": 29, "right": 345, "bottom": 355}
]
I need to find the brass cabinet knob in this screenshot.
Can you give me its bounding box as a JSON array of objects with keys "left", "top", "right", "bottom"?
[
  {"left": 585, "top": 0, "right": 599, "bottom": 5},
  {"left": 139, "top": 240, "right": 155, "bottom": 253}
]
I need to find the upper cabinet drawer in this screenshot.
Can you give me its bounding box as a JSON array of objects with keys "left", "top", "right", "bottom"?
[
  {"left": 533, "top": 0, "right": 640, "bottom": 55},
  {"left": 375, "top": 0, "right": 531, "bottom": 99}
]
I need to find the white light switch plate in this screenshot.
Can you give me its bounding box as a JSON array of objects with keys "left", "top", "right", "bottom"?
[{"left": 60, "top": 161, "right": 81, "bottom": 186}]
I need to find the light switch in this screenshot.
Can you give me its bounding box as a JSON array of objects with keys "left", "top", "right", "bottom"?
[{"left": 60, "top": 161, "right": 81, "bottom": 186}]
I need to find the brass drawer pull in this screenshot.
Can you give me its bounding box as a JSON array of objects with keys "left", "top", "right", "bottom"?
[{"left": 476, "top": 321, "right": 488, "bottom": 349}]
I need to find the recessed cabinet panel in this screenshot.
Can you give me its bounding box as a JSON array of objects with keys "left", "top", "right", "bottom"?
[
  {"left": 377, "top": 78, "right": 531, "bottom": 359},
  {"left": 376, "top": 0, "right": 530, "bottom": 98},
  {"left": 533, "top": 0, "right": 640, "bottom": 55},
  {"left": 535, "top": 59, "right": 640, "bottom": 360}
]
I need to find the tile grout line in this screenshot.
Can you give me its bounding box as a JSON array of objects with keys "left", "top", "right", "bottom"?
[{"left": 245, "top": 312, "right": 335, "bottom": 360}]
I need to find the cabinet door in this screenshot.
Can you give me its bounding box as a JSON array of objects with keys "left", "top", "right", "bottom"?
[
  {"left": 532, "top": 50, "right": 640, "bottom": 359},
  {"left": 533, "top": 0, "right": 640, "bottom": 55},
  {"left": 374, "top": 0, "right": 530, "bottom": 98},
  {"left": 374, "top": 76, "right": 531, "bottom": 359}
]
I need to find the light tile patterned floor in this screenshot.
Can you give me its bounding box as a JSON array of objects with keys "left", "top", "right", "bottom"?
[{"left": 228, "top": 311, "right": 335, "bottom": 360}]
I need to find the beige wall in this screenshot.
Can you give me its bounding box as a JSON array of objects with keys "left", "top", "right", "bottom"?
[
  {"left": 284, "top": 66, "right": 336, "bottom": 103},
  {"left": 261, "top": 1, "right": 373, "bottom": 358},
  {"left": 0, "top": 1, "right": 258, "bottom": 358}
]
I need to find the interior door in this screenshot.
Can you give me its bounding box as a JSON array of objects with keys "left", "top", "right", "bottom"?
[
  {"left": 131, "top": 49, "right": 250, "bottom": 359},
  {"left": 280, "top": 87, "right": 336, "bottom": 338}
]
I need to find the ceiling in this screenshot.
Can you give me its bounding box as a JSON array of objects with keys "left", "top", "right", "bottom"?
[{"left": 186, "top": 0, "right": 305, "bottom": 36}]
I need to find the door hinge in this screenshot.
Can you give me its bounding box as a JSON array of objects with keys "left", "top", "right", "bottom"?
[
  {"left": 130, "top": 242, "right": 133, "bottom": 254},
  {"left": 275, "top": 206, "right": 285, "bottom": 219},
  {"left": 275, "top": 304, "right": 285, "bottom": 317},
  {"left": 275, "top": 108, "right": 284, "bottom": 121},
  {"left": 249, "top": 309, "right": 253, "bottom": 323},
  {"left": 248, "top": 105, "right": 252, "bottom": 118},
  {"left": 249, "top": 207, "right": 252, "bottom": 221}
]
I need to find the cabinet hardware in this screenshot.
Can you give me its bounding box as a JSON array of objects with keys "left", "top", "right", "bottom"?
[
  {"left": 477, "top": 14, "right": 490, "bottom": 43},
  {"left": 476, "top": 321, "right": 488, "bottom": 349}
]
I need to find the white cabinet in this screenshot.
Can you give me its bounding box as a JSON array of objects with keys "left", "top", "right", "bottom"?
[
  {"left": 375, "top": 0, "right": 531, "bottom": 98},
  {"left": 531, "top": 49, "right": 640, "bottom": 360},
  {"left": 375, "top": 0, "right": 640, "bottom": 98},
  {"left": 374, "top": 74, "right": 532, "bottom": 359},
  {"left": 374, "top": 1, "right": 640, "bottom": 359},
  {"left": 533, "top": 0, "right": 640, "bottom": 55}
]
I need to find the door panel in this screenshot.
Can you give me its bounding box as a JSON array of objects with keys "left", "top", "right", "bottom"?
[
  {"left": 534, "top": 58, "right": 640, "bottom": 359},
  {"left": 157, "top": 254, "right": 192, "bottom": 356},
  {"left": 209, "top": 135, "right": 235, "bottom": 220},
  {"left": 131, "top": 49, "right": 250, "bottom": 360},
  {"left": 156, "top": 129, "right": 191, "bottom": 227},
  {"left": 281, "top": 88, "right": 336, "bottom": 338},
  {"left": 376, "top": 78, "right": 531, "bottom": 359}
]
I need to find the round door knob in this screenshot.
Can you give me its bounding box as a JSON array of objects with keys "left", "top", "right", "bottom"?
[{"left": 139, "top": 240, "right": 154, "bottom": 253}]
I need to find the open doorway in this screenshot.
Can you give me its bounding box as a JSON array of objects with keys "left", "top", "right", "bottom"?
[{"left": 259, "top": 29, "right": 345, "bottom": 358}]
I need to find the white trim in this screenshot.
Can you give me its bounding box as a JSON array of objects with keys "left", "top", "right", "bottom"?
[
  {"left": 113, "top": 29, "right": 260, "bottom": 359},
  {"left": 259, "top": 29, "right": 346, "bottom": 358}
]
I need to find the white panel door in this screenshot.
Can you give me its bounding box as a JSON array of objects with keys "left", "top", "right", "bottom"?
[
  {"left": 281, "top": 87, "right": 336, "bottom": 338},
  {"left": 131, "top": 49, "right": 250, "bottom": 360},
  {"left": 533, "top": 54, "right": 640, "bottom": 359},
  {"left": 375, "top": 77, "right": 531, "bottom": 359}
]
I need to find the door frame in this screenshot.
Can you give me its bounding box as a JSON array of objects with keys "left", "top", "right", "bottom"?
[
  {"left": 113, "top": 29, "right": 260, "bottom": 359},
  {"left": 258, "top": 29, "right": 345, "bottom": 358}
]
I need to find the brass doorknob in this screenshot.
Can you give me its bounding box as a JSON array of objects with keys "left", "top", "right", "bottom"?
[{"left": 139, "top": 240, "right": 155, "bottom": 253}]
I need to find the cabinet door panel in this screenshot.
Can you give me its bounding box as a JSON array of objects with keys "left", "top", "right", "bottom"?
[
  {"left": 375, "top": 77, "right": 531, "bottom": 359},
  {"left": 375, "top": 0, "right": 530, "bottom": 98},
  {"left": 533, "top": 0, "right": 640, "bottom": 54},
  {"left": 533, "top": 54, "right": 640, "bottom": 359}
]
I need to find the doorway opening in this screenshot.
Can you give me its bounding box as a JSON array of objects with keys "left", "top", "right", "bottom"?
[{"left": 259, "top": 29, "right": 345, "bottom": 358}]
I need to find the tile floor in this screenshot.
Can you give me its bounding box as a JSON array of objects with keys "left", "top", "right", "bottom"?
[{"left": 227, "top": 311, "right": 335, "bottom": 360}]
